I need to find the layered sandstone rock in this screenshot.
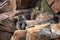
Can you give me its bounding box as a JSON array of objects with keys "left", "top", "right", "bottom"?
[
  {"left": 0, "top": 12, "right": 17, "bottom": 40},
  {"left": 46, "top": 0, "right": 60, "bottom": 12},
  {"left": 26, "top": 23, "right": 60, "bottom": 40},
  {"left": 17, "top": 0, "right": 36, "bottom": 9}
]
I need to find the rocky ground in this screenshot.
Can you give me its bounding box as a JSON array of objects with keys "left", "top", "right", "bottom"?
[{"left": 0, "top": 0, "right": 60, "bottom": 40}]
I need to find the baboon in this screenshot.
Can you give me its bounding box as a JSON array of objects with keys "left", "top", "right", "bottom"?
[{"left": 16, "top": 15, "right": 27, "bottom": 30}]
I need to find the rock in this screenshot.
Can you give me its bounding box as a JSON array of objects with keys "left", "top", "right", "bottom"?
[
  {"left": 0, "top": 0, "right": 11, "bottom": 13},
  {"left": 46, "top": 0, "right": 54, "bottom": 5},
  {"left": 28, "top": 29, "right": 49, "bottom": 40},
  {"left": 16, "top": 0, "right": 36, "bottom": 9},
  {"left": 30, "top": 33, "right": 49, "bottom": 40},
  {"left": 0, "top": 17, "right": 17, "bottom": 33},
  {"left": 0, "top": 16, "right": 17, "bottom": 40},
  {"left": 26, "top": 23, "right": 50, "bottom": 40},
  {"left": 27, "top": 23, "right": 60, "bottom": 40},
  {"left": 58, "top": 14, "right": 60, "bottom": 22},
  {"left": 10, "top": 30, "right": 26, "bottom": 40},
  {"left": 0, "top": 31, "right": 12, "bottom": 40},
  {"left": 51, "top": 36, "right": 60, "bottom": 40},
  {"left": 46, "top": 0, "right": 60, "bottom": 12},
  {"left": 51, "top": 23, "right": 60, "bottom": 36},
  {"left": 54, "top": 0, "right": 60, "bottom": 12}
]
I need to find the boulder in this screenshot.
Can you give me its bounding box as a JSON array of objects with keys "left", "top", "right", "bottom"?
[
  {"left": 46, "top": 0, "right": 60, "bottom": 12},
  {"left": 0, "top": 15, "right": 17, "bottom": 40},
  {"left": 26, "top": 23, "right": 60, "bottom": 40},
  {"left": 0, "top": 17, "right": 16, "bottom": 32},
  {"left": 0, "top": 31, "right": 12, "bottom": 40},
  {"left": 10, "top": 30, "right": 26, "bottom": 40},
  {"left": 16, "top": 0, "right": 36, "bottom": 9},
  {"left": 26, "top": 23, "right": 50, "bottom": 40}
]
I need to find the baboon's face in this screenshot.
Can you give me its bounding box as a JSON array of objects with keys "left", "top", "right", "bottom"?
[{"left": 14, "top": 30, "right": 26, "bottom": 40}]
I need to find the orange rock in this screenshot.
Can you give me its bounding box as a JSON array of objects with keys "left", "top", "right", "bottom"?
[
  {"left": 52, "top": 23, "right": 60, "bottom": 32},
  {"left": 51, "top": 0, "right": 60, "bottom": 12},
  {"left": 10, "top": 30, "right": 26, "bottom": 40},
  {"left": 28, "top": 23, "right": 50, "bottom": 33},
  {"left": 27, "top": 23, "right": 50, "bottom": 40},
  {"left": 46, "top": 0, "right": 60, "bottom": 12}
]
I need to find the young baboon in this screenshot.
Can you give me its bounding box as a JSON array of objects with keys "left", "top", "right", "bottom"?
[{"left": 16, "top": 15, "right": 27, "bottom": 30}]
